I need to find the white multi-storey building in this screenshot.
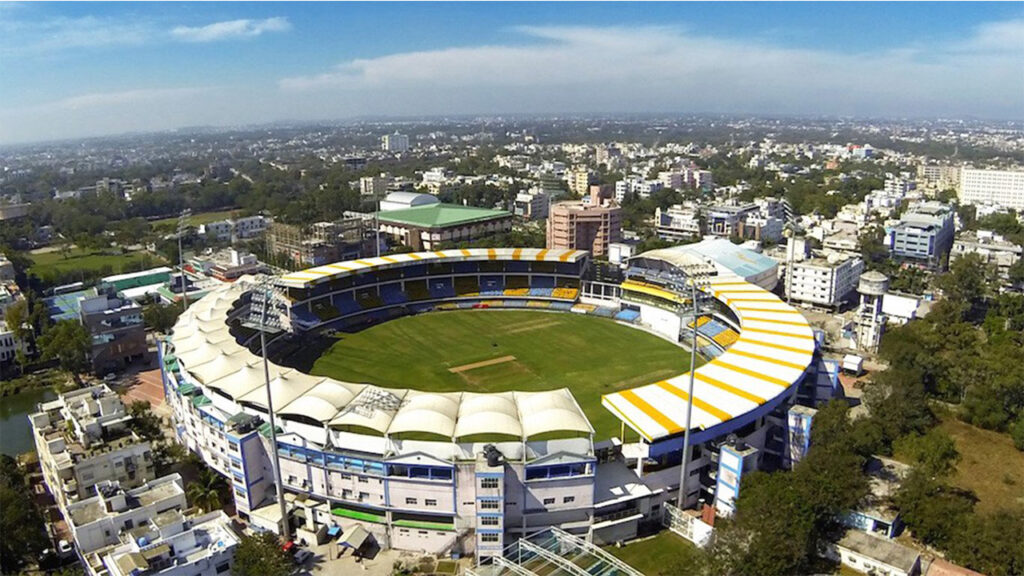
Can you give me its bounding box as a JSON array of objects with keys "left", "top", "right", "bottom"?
[
  {"left": 381, "top": 132, "right": 410, "bottom": 153},
  {"left": 29, "top": 385, "right": 156, "bottom": 510},
  {"left": 101, "top": 510, "right": 238, "bottom": 576},
  {"left": 513, "top": 188, "right": 550, "bottom": 221},
  {"left": 959, "top": 168, "right": 1024, "bottom": 210},
  {"left": 360, "top": 174, "right": 392, "bottom": 198},
  {"left": 67, "top": 474, "right": 186, "bottom": 557},
  {"left": 952, "top": 230, "right": 1022, "bottom": 282},
  {"left": 786, "top": 253, "right": 865, "bottom": 309},
  {"left": 655, "top": 204, "right": 702, "bottom": 242}
]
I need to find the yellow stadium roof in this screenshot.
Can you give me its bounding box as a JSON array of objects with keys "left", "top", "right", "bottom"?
[{"left": 601, "top": 276, "right": 815, "bottom": 442}]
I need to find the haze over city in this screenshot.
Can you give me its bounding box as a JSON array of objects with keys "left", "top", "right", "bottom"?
[{"left": 2, "top": 2, "right": 1024, "bottom": 145}]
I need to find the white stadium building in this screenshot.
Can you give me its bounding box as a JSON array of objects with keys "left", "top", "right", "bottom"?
[{"left": 160, "top": 247, "right": 833, "bottom": 564}]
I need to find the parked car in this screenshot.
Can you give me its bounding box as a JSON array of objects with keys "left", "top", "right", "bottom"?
[{"left": 293, "top": 549, "right": 314, "bottom": 566}]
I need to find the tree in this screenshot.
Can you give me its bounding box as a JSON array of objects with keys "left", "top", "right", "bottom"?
[
  {"left": 126, "top": 400, "right": 163, "bottom": 441},
  {"left": 3, "top": 299, "right": 32, "bottom": 373},
  {"left": 0, "top": 455, "right": 48, "bottom": 573},
  {"left": 38, "top": 319, "right": 91, "bottom": 375},
  {"left": 938, "top": 253, "right": 995, "bottom": 310},
  {"left": 143, "top": 302, "right": 183, "bottom": 333},
  {"left": 894, "top": 469, "right": 975, "bottom": 549},
  {"left": 892, "top": 429, "right": 960, "bottom": 476},
  {"left": 186, "top": 467, "right": 227, "bottom": 513},
  {"left": 947, "top": 510, "right": 1024, "bottom": 576},
  {"left": 232, "top": 532, "right": 292, "bottom": 576}
]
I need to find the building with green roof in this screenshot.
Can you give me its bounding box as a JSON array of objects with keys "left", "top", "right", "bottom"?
[{"left": 377, "top": 203, "right": 512, "bottom": 250}]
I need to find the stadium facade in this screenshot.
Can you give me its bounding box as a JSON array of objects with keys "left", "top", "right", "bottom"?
[{"left": 160, "top": 247, "right": 829, "bottom": 562}]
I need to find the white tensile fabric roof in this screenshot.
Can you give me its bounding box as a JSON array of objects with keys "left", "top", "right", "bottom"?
[
  {"left": 601, "top": 273, "right": 815, "bottom": 442},
  {"left": 169, "top": 275, "right": 596, "bottom": 441}
]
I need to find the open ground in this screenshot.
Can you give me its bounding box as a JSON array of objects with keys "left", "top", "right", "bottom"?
[{"left": 303, "top": 309, "right": 695, "bottom": 440}]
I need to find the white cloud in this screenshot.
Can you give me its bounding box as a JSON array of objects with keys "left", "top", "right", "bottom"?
[
  {"left": 170, "top": 17, "right": 291, "bottom": 43},
  {"left": 52, "top": 87, "right": 211, "bottom": 110},
  {"left": 0, "top": 16, "right": 151, "bottom": 55},
  {"left": 278, "top": 22, "right": 1024, "bottom": 120}
]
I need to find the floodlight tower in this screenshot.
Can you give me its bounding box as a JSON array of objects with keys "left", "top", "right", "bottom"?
[
  {"left": 253, "top": 276, "right": 290, "bottom": 541},
  {"left": 177, "top": 209, "right": 192, "bottom": 309},
  {"left": 674, "top": 265, "right": 712, "bottom": 509}
]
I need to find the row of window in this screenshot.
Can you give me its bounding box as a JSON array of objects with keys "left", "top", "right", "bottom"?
[{"left": 542, "top": 496, "right": 576, "bottom": 505}]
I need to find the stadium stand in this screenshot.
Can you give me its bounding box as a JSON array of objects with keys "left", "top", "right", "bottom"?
[
  {"left": 380, "top": 283, "right": 409, "bottom": 306},
  {"left": 312, "top": 300, "right": 341, "bottom": 322},
  {"left": 479, "top": 275, "right": 505, "bottom": 295},
  {"left": 405, "top": 280, "right": 430, "bottom": 301},
  {"left": 428, "top": 278, "right": 455, "bottom": 299},
  {"left": 455, "top": 276, "right": 480, "bottom": 297},
  {"left": 552, "top": 287, "right": 580, "bottom": 300},
  {"left": 355, "top": 288, "right": 384, "bottom": 309}
]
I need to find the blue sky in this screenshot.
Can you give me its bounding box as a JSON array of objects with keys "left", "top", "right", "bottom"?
[{"left": 1, "top": 2, "right": 1022, "bottom": 144}]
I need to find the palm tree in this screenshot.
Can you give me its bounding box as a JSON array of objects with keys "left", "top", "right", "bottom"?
[{"left": 186, "top": 468, "right": 226, "bottom": 513}]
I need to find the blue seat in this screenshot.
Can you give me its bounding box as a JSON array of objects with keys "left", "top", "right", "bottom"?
[{"left": 429, "top": 278, "right": 455, "bottom": 299}]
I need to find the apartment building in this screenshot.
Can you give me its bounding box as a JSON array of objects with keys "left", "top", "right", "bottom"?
[
  {"left": 885, "top": 201, "right": 955, "bottom": 268},
  {"left": 67, "top": 475, "right": 186, "bottom": 557},
  {"left": 29, "top": 385, "right": 156, "bottom": 511},
  {"left": 360, "top": 174, "right": 392, "bottom": 198},
  {"left": 567, "top": 168, "right": 596, "bottom": 197},
  {"left": 917, "top": 164, "right": 960, "bottom": 190},
  {"left": 199, "top": 216, "right": 268, "bottom": 242},
  {"left": 786, "top": 253, "right": 865, "bottom": 309},
  {"left": 547, "top": 192, "right": 622, "bottom": 257},
  {"left": 952, "top": 230, "right": 1022, "bottom": 282},
  {"left": 655, "top": 204, "right": 702, "bottom": 242},
  {"left": 959, "top": 168, "right": 1024, "bottom": 210},
  {"left": 381, "top": 132, "right": 410, "bottom": 153},
  {"left": 0, "top": 252, "right": 14, "bottom": 281},
  {"left": 79, "top": 291, "right": 148, "bottom": 374},
  {"left": 513, "top": 188, "right": 550, "bottom": 221},
  {"left": 101, "top": 510, "right": 238, "bottom": 576}
]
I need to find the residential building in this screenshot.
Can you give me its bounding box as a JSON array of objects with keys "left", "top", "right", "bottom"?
[
  {"left": 379, "top": 191, "right": 440, "bottom": 212},
  {"left": 0, "top": 252, "right": 15, "bottom": 281},
  {"left": 785, "top": 253, "right": 865, "bottom": 309},
  {"left": 381, "top": 132, "right": 410, "bottom": 153},
  {"left": 614, "top": 176, "right": 662, "bottom": 203},
  {"left": 885, "top": 201, "right": 955, "bottom": 268},
  {"left": 706, "top": 203, "right": 782, "bottom": 241},
  {"left": 658, "top": 171, "right": 684, "bottom": 190},
  {"left": 513, "top": 188, "right": 550, "bottom": 221},
  {"left": 198, "top": 216, "right": 268, "bottom": 242},
  {"left": 79, "top": 290, "right": 148, "bottom": 374},
  {"left": 267, "top": 218, "right": 370, "bottom": 268},
  {"left": 959, "top": 168, "right": 1024, "bottom": 210},
  {"left": 917, "top": 164, "right": 960, "bottom": 190},
  {"left": 0, "top": 202, "right": 30, "bottom": 221},
  {"left": 952, "top": 230, "right": 1022, "bottom": 282},
  {"left": 547, "top": 193, "right": 622, "bottom": 257},
  {"left": 66, "top": 475, "right": 185, "bottom": 557},
  {"left": 827, "top": 531, "right": 921, "bottom": 576},
  {"left": 377, "top": 203, "right": 513, "bottom": 251},
  {"left": 100, "top": 510, "right": 239, "bottom": 576},
  {"left": 360, "top": 174, "right": 392, "bottom": 198},
  {"left": 567, "top": 168, "right": 596, "bottom": 197},
  {"left": 0, "top": 321, "right": 24, "bottom": 373},
  {"left": 190, "top": 249, "right": 265, "bottom": 282},
  {"left": 29, "top": 385, "right": 156, "bottom": 511},
  {"left": 655, "top": 204, "right": 702, "bottom": 242}
]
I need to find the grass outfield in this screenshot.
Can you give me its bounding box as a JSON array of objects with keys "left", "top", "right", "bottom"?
[
  {"left": 151, "top": 209, "right": 241, "bottom": 230},
  {"left": 306, "top": 310, "right": 695, "bottom": 440},
  {"left": 29, "top": 247, "right": 165, "bottom": 277}
]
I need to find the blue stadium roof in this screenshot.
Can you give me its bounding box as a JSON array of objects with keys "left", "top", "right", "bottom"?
[{"left": 670, "top": 238, "right": 778, "bottom": 280}]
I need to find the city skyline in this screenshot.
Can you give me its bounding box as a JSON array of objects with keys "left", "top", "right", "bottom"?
[{"left": 1, "top": 2, "right": 1023, "bottom": 145}]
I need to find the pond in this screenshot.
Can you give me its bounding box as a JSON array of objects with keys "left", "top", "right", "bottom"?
[{"left": 0, "top": 387, "right": 56, "bottom": 457}]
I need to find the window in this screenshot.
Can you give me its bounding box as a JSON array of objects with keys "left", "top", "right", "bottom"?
[
  {"left": 425, "top": 499, "right": 437, "bottom": 507},
  {"left": 405, "top": 497, "right": 418, "bottom": 505},
  {"left": 216, "top": 562, "right": 230, "bottom": 573},
  {"left": 543, "top": 498, "right": 555, "bottom": 505},
  {"left": 563, "top": 496, "right": 575, "bottom": 504},
  {"left": 480, "top": 500, "right": 499, "bottom": 510},
  {"left": 480, "top": 516, "right": 499, "bottom": 526},
  {"left": 480, "top": 477, "right": 499, "bottom": 489},
  {"left": 358, "top": 476, "right": 368, "bottom": 483},
  {"left": 481, "top": 534, "right": 500, "bottom": 543}
]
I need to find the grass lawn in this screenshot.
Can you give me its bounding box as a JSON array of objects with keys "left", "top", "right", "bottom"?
[
  {"left": 150, "top": 209, "right": 241, "bottom": 230},
  {"left": 305, "top": 310, "right": 694, "bottom": 440},
  {"left": 29, "top": 247, "right": 165, "bottom": 278},
  {"left": 605, "top": 531, "right": 703, "bottom": 575},
  {"left": 937, "top": 415, "right": 1024, "bottom": 514}
]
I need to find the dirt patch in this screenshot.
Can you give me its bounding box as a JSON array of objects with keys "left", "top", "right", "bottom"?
[
  {"left": 449, "top": 355, "right": 517, "bottom": 373},
  {"left": 504, "top": 320, "right": 562, "bottom": 334}
]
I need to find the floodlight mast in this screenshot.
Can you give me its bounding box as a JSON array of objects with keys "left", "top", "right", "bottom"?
[
  {"left": 177, "top": 210, "right": 191, "bottom": 310},
  {"left": 676, "top": 269, "right": 707, "bottom": 509},
  {"left": 257, "top": 277, "right": 290, "bottom": 541}
]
